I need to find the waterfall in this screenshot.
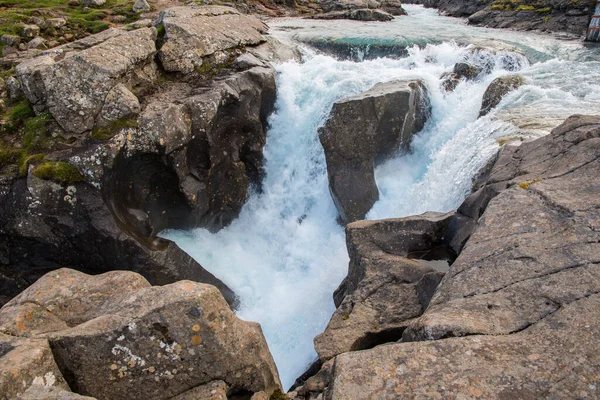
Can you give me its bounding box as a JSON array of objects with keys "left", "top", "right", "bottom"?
[{"left": 163, "top": 8, "right": 600, "bottom": 389}]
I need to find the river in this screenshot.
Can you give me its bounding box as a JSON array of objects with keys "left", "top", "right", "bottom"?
[{"left": 163, "top": 5, "right": 600, "bottom": 389}]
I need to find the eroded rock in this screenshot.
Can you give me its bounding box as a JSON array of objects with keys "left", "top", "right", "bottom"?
[
  {"left": 309, "top": 9, "right": 395, "bottom": 21},
  {"left": 319, "top": 79, "right": 430, "bottom": 222}
]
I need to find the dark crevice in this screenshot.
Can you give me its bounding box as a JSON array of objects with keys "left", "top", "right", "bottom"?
[{"left": 350, "top": 327, "right": 406, "bottom": 352}]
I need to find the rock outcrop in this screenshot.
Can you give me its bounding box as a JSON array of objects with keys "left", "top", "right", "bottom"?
[
  {"left": 2, "top": 5, "right": 289, "bottom": 306},
  {"left": 440, "top": 62, "right": 482, "bottom": 91},
  {"left": 479, "top": 74, "right": 525, "bottom": 116},
  {"left": 0, "top": 268, "right": 282, "bottom": 399},
  {"left": 317, "top": 0, "right": 407, "bottom": 15},
  {"left": 309, "top": 9, "right": 396, "bottom": 21},
  {"left": 291, "top": 114, "right": 600, "bottom": 399},
  {"left": 314, "top": 213, "right": 451, "bottom": 362},
  {"left": 157, "top": 6, "right": 268, "bottom": 75},
  {"left": 319, "top": 80, "right": 430, "bottom": 223}
]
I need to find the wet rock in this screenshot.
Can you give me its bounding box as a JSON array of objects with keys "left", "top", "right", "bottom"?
[
  {"left": 157, "top": 6, "right": 267, "bottom": 74},
  {"left": 441, "top": 62, "right": 482, "bottom": 91},
  {"left": 0, "top": 333, "right": 69, "bottom": 399},
  {"left": 319, "top": 79, "right": 430, "bottom": 223},
  {"left": 404, "top": 114, "right": 600, "bottom": 341},
  {"left": 15, "top": 27, "right": 157, "bottom": 134},
  {"left": 0, "top": 268, "right": 281, "bottom": 400},
  {"left": 133, "top": 0, "right": 151, "bottom": 12},
  {"left": 309, "top": 9, "right": 395, "bottom": 21},
  {"left": 479, "top": 74, "right": 524, "bottom": 116}
]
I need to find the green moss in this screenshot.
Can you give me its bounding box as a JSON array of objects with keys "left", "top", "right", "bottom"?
[
  {"left": 91, "top": 118, "right": 137, "bottom": 140},
  {"left": 23, "top": 114, "right": 52, "bottom": 151},
  {"left": 32, "top": 161, "right": 83, "bottom": 184},
  {"left": 0, "top": 148, "right": 21, "bottom": 169},
  {"left": 9, "top": 100, "right": 34, "bottom": 122},
  {"left": 270, "top": 389, "right": 290, "bottom": 400},
  {"left": 19, "top": 153, "right": 44, "bottom": 176},
  {"left": 535, "top": 7, "right": 551, "bottom": 13}
]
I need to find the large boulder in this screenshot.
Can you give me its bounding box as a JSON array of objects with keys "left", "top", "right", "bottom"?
[
  {"left": 314, "top": 213, "right": 451, "bottom": 362},
  {"left": 16, "top": 28, "right": 158, "bottom": 134},
  {"left": 157, "top": 6, "right": 268, "bottom": 75},
  {"left": 0, "top": 334, "right": 70, "bottom": 399},
  {"left": 319, "top": 80, "right": 430, "bottom": 223},
  {"left": 479, "top": 74, "right": 525, "bottom": 116},
  {"left": 317, "top": 0, "right": 407, "bottom": 15},
  {"left": 0, "top": 268, "right": 282, "bottom": 399}
]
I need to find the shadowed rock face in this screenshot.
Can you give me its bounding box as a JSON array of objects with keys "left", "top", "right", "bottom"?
[
  {"left": 319, "top": 80, "right": 430, "bottom": 223},
  {"left": 290, "top": 115, "right": 600, "bottom": 400},
  {"left": 479, "top": 74, "right": 524, "bottom": 117},
  {"left": 0, "top": 268, "right": 282, "bottom": 400}
]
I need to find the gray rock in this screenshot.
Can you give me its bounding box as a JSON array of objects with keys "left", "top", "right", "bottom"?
[
  {"left": 16, "top": 27, "right": 157, "bottom": 134},
  {"left": 0, "top": 268, "right": 282, "bottom": 400},
  {"left": 132, "top": 0, "right": 151, "bottom": 12},
  {"left": 6, "top": 76, "right": 24, "bottom": 99},
  {"left": 319, "top": 79, "right": 430, "bottom": 222},
  {"left": 479, "top": 74, "right": 525, "bottom": 116},
  {"left": 1, "top": 34, "right": 21, "bottom": 46},
  {"left": 249, "top": 36, "right": 302, "bottom": 65},
  {"left": 0, "top": 334, "right": 69, "bottom": 399},
  {"left": 233, "top": 53, "right": 265, "bottom": 70},
  {"left": 309, "top": 8, "right": 395, "bottom": 21},
  {"left": 99, "top": 83, "right": 141, "bottom": 126},
  {"left": 318, "top": 0, "right": 406, "bottom": 15},
  {"left": 157, "top": 6, "right": 267, "bottom": 74},
  {"left": 46, "top": 18, "right": 67, "bottom": 28},
  {"left": 441, "top": 62, "right": 482, "bottom": 91},
  {"left": 82, "top": 0, "right": 106, "bottom": 6},
  {"left": 21, "top": 25, "right": 40, "bottom": 38},
  {"left": 404, "top": 114, "right": 600, "bottom": 341},
  {"left": 26, "top": 37, "right": 47, "bottom": 50}
]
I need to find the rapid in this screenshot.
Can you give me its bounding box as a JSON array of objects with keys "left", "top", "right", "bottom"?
[{"left": 163, "top": 5, "right": 600, "bottom": 389}]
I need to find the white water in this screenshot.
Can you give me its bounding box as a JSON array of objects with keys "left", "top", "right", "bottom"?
[{"left": 164, "top": 6, "right": 600, "bottom": 389}]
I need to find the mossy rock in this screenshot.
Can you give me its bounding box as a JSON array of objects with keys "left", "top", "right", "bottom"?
[{"left": 32, "top": 161, "right": 83, "bottom": 184}]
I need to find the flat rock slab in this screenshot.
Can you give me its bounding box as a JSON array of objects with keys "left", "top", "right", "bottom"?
[
  {"left": 329, "top": 293, "right": 600, "bottom": 399},
  {"left": 405, "top": 114, "right": 600, "bottom": 341},
  {"left": 158, "top": 6, "right": 267, "bottom": 74}
]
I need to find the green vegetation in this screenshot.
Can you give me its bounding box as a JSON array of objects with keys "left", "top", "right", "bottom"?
[
  {"left": 32, "top": 161, "right": 83, "bottom": 184},
  {"left": 91, "top": 117, "right": 137, "bottom": 140},
  {"left": 0, "top": 0, "right": 139, "bottom": 42},
  {"left": 9, "top": 99, "right": 34, "bottom": 122}
]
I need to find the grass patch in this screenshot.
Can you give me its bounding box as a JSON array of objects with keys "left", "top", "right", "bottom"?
[
  {"left": 19, "top": 152, "right": 44, "bottom": 176},
  {"left": 9, "top": 99, "right": 34, "bottom": 122},
  {"left": 91, "top": 117, "right": 137, "bottom": 140},
  {"left": 23, "top": 113, "right": 51, "bottom": 151},
  {"left": 0, "top": 147, "right": 21, "bottom": 169},
  {"left": 32, "top": 161, "right": 83, "bottom": 184},
  {"left": 269, "top": 390, "right": 290, "bottom": 400},
  {"left": 0, "top": 0, "right": 138, "bottom": 41}
]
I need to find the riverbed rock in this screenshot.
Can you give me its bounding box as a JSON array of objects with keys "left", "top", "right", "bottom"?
[
  {"left": 309, "top": 9, "right": 395, "bottom": 21},
  {"left": 15, "top": 27, "right": 157, "bottom": 134},
  {"left": 479, "top": 74, "right": 524, "bottom": 116},
  {"left": 0, "top": 334, "right": 70, "bottom": 399},
  {"left": 157, "top": 6, "right": 268, "bottom": 75},
  {"left": 319, "top": 79, "right": 430, "bottom": 223},
  {"left": 441, "top": 62, "right": 482, "bottom": 91},
  {"left": 0, "top": 269, "right": 281, "bottom": 399}
]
